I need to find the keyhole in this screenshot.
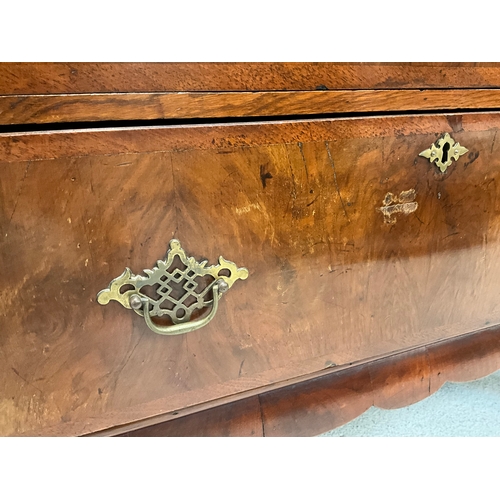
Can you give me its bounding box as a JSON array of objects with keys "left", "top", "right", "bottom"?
[{"left": 442, "top": 142, "right": 450, "bottom": 163}]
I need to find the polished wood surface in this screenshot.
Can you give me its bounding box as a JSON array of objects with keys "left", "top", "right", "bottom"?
[
  {"left": 2, "top": 113, "right": 500, "bottom": 436},
  {"left": 0, "top": 112, "right": 498, "bottom": 162},
  {"left": 2, "top": 63, "right": 500, "bottom": 94},
  {"left": 119, "top": 327, "right": 500, "bottom": 436},
  {"left": 261, "top": 326, "right": 500, "bottom": 437},
  {"left": 119, "top": 397, "right": 263, "bottom": 437},
  {"left": 2, "top": 89, "right": 500, "bottom": 125}
]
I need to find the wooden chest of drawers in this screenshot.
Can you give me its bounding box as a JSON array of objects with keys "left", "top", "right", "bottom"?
[{"left": 1, "top": 63, "right": 499, "bottom": 436}]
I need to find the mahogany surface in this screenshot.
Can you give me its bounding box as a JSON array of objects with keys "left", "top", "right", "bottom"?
[
  {"left": 0, "top": 112, "right": 497, "bottom": 162},
  {"left": 120, "top": 397, "right": 264, "bottom": 437},
  {"left": 2, "top": 89, "right": 500, "bottom": 125},
  {"left": 1, "top": 112, "right": 500, "bottom": 436},
  {"left": 119, "top": 327, "right": 500, "bottom": 437},
  {"left": 2, "top": 63, "right": 500, "bottom": 94}
]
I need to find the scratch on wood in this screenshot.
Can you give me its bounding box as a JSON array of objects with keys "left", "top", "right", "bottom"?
[
  {"left": 297, "top": 142, "right": 309, "bottom": 179},
  {"left": 11, "top": 367, "right": 42, "bottom": 394},
  {"left": 238, "top": 359, "right": 245, "bottom": 377},
  {"left": 284, "top": 150, "right": 298, "bottom": 200},
  {"left": 490, "top": 130, "right": 498, "bottom": 154},
  {"left": 414, "top": 213, "right": 424, "bottom": 225},
  {"left": 89, "top": 161, "right": 95, "bottom": 194},
  {"left": 306, "top": 194, "right": 319, "bottom": 207},
  {"left": 324, "top": 142, "right": 349, "bottom": 221},
  {"left": 378, "top": 189, "right": 418, "bottom": 224},
  {"left": 111, "top": 330, "right": 146, "bottom": 393}
]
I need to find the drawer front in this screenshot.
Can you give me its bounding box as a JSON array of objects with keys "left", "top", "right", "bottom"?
[{"left": 1, "top": 114, "right": 500, "bottom": 435}]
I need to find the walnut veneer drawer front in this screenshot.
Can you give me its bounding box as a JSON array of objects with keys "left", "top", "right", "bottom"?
[{"left": 1, "top": 113, "right": 500, "bottom": 436}]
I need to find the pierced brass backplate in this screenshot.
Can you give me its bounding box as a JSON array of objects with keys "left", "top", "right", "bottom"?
[
  {"left": 419, "top": 133, "right": 468, "bottom": 173},
  {"left": 97, "top": 239, "right": 249, "bottom": 336}
]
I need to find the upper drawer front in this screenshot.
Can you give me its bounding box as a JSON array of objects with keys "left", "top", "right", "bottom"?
[
  {"left": 2, "top": 63, "right": 500, "bottom": 93},
  {"left": 1, "top": 113, "right": 500, "bottom": 435}
]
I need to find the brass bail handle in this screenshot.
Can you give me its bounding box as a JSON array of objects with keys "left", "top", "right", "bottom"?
[
  {"left": 96, "top": 239, "right": 249, "bottom": 336},
  {"left": 128, "top": 279, "right": 228, "bottom": 336}
]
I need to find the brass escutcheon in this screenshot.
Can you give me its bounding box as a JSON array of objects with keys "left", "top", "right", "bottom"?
[
  {"left": 419, "top": 133, "right": 469, "bottom": 173},
  {"left": 97, "top": 239, "right": 249, "bottom": 336}
]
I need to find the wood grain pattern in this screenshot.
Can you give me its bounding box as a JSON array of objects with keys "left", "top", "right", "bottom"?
[
  {"left": 2, "top": 114, "right": 500, "bottom": 436},
  {"left": 2, "top": 63, "right": 500, "bottom": 95},
  {"left": 260, "top": 327, "right": 500, "bottom": 437},
  {"left": 257, "top": 349, "right": 433, "bottom": 437},
  {"left": 119, "top": 327, "right": 500, "bottom": 437},
  {"left": 1, "top": 112, "right": 499, "bottom": 163},
  {"left": 2, "top": 89, "right": 500, "bottom": 125},
  {"left": 119, "top": 397, "right": 263, "bottom": 437}
]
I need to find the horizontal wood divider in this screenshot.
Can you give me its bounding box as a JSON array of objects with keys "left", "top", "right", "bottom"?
[
  {"left": 2, "top": 89, "right": 500, "bottom": 125},
  {"left": 112, "top": 326, "right": 500, "bottom": 437},
  {"left": 2, "top": 63, "right": 500, "bottom": 94}
]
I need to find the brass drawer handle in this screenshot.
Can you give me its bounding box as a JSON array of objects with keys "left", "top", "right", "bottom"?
[{"left": 96, "top": 239, "right": 249, "bottom": 336}]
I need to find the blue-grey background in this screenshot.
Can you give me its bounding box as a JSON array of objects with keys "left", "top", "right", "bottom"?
[{"left": 320, "top": 370, "right": 500, "bottom": 437}]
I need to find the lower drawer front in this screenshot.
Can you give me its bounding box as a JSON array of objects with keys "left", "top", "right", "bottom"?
[{"left": 1, "top": 113, "right": 499, "bottom": 435}]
